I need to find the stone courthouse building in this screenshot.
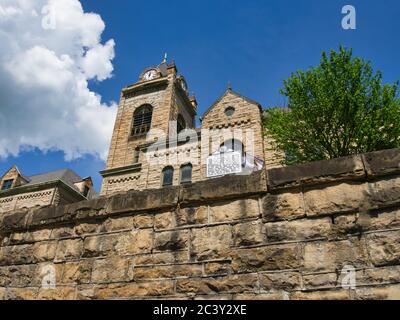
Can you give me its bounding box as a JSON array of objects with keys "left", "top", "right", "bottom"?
[
  {"left": 0, "top": 166, "right": 96, "bottom": 214},
  {"left": 100, "top": 58, "right": 283, "bottom": 195}
]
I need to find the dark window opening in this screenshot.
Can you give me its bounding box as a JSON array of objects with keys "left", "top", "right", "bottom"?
[
  {"left": 162, "top": 167, "right": 174, "bottom": 187},
  {"left": 180, "top": 164, "right": 193, "bottom": 185},
  {"left": 224, "top": 106, "right": 235, "bottom": 117},
  {"left": 83, "top": 186, "right": 90, "bottom": 198},
  {"left": 133, "top": 148, "right": 140, "bottom": 164},
  {"left": 177, "top": 114, "right": 186, "bottom": 133},
  {"left": 1, "top": 179, "right": 13, "bottom": 191},
  {"left": 132, "top": 104, "right": 153, "bottom": 136}
]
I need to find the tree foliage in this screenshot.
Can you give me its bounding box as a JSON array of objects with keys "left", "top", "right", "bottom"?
[{"left": 264, "top": 46, "right": 400, "bottom": 165}]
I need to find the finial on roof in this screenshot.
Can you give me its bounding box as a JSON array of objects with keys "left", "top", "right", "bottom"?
[
  {"left": 163, "top": 53, "right": 168, "bottom": 63},
  {"left": 227, "top": 81, "right": 232, "bottom": 90}
]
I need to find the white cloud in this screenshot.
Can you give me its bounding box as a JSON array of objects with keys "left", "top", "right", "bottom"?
[{"left": 0, "top": 0, "right": 117, "bottom": 161}]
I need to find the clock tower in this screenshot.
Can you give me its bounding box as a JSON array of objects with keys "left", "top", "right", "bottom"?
[{"left": 100, "top": 58, "right": 197, "bottom": 195}]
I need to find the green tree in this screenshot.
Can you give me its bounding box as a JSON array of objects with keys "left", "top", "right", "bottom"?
[{"left": 264, "top": 46, "right": 400, "bottom": 165}]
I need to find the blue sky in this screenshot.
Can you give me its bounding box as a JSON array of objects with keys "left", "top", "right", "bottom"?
[{"left": 1, "top": 0, "right": 399, "bottom": 191}]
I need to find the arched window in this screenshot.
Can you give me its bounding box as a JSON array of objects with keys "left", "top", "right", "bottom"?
[
  {"left": 162, "top": 166, "right": 174, "bottom": 187},
  {"left": 180, "top": 163, "right": 192, "bottom": 185},
  {"left": 220, "top": 139, "right": 245, "bottom": 156},
  {"left": 132, "top": 104, "right": 153, "bottom": 136},
  {"left": 177, "top": 114, "right": 186, "bottom": 133}
]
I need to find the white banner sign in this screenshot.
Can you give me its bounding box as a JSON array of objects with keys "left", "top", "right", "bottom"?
[{"left": 206, "top": 151, "right": 242, "bottom": 178}]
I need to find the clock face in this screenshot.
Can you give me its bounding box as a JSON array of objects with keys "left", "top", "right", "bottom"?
[{"left": 143, "top": 69, "right": 158, "bottom": 81}]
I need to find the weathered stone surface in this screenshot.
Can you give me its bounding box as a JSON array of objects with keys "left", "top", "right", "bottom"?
[
  {"left": 366, "top": 208, "right": 400, "bottom": 231},
  {"left": 55, "top": 239, "right": 83, "bottom": 261},
  {"left": 260, "top": 272, "right": 301, "bottom": 291},
  {"left": 154, "top": 230, "right": 188, "bottom": 251},
  {"left": 366, "top": 231, "right": 400, "bottom": 267},
  {"left": 304, "top": 183, "right": 367, "bottom": 216},
  {"left": 363, "top": 148, "right": 400, "bottom": 178},
  {"left": 209, "top": 198, "right": 259, "bottom": 223},
  {"left": 365, "top": 177, "right": 400, "bottom": 209},
  {"left": 180, "top": 206, "right": 208, "bottom": 225},
  {"left": 303, "top": 239, "right": 368, "bottom": 271},
  {"left": 191, "top": 225, "right": 232, "bottom": 261},
  {"left": 302, "top": 272, "right": 338, "bottom": 289},
  {"left": 180, "top": 170, "right": 267, "bottom": 204},
  {"left": 106, "top": 187, "right": 179, "bottom": 214},
  {"left": 83, "top": 230, "right": 153, "bottom": 257},
  {"left": 267, "top": 155, "right": 365, "bottom": 190},
  {"left": 332, "top": 214, "right": 361, "bottom": 236},
  {"left": 131, "top": 263, "right": 203, "bottom": 280},
  {"left": 32, "top": 241, "right": 57, "bottom": 263},
  {"left": 291, "top": 290, "right": 350, "bottom": 300},
  {"left": 231, "top": 244, "right": 302, "bottom": 273},
  {"left": 265, "top": 218, "right": 331, "bottom": 242},
  {"left": 133, "top": 251, "right": 189, "bottom": 266},
  {"left": 233, "top": 220, "right": 265, "bottom": 246},
  {"left": 132, "top": 214, "right": 154, "bottom": 229},
  {"left": 91, "top": 257, "right": 130, "bottom": 283},
  {"left": 75, "top": 223, "right": 99, "bottom": 236},
  {"left": 37, "top": 287, "right": 76, "bottom": 300},
  {"left": 1, "top": 150, "right": 400, "bottom": 300},
  {"left": 356, "top": 265, "right": 400, "bottom": 285},
  {"left": 262, "top": 191, "right": 305, "bottom": 222},
  {"left": 355, "top": 284, "right": 400, "bottom": 300},
  {"left": 94, "top": 281, "right": 175, "bottom": 299},
  {"left": 176, "top": 274, "right": 258, "bottom": 295},
  {"left": 62, "top": 260, "right": 93, "bottom": 284},
  {"left": 50, "top": 226, "right": 75, "bottom": 239},
  {"left": 154, "top": 211, "right": 181, "bottom": 230},
  {"left": 6, "top": 287, "right": 39, "bottom": 300},
  {"left": 204, "top": 261, "right": 231, "bottom": 276}
]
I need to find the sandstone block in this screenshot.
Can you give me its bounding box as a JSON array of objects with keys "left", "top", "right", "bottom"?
[
  {"left": 91, "top": 256, "right": 130, "bottom": 283},
  {"left": 262, "top": 191, "right": 305, "bottom": 222},
  {"left": 191, "top": 225, "right": 232, "bottom": 261},
  {"left": 209, "top": 198, "right": 259, "bottom": 223},
  {"left": 176, "top": 274, "right": 258, "bottom": 295},
  {"left": 260, "top": 272, "right": 301, "bottom": 291},
  {"left": 366, "top": 231, "right": 400, "bottom": 267},
  {"left": 304, "top": 183, "right": 367, "bottom": 216},
  {"left": 55, "top": 239, "right": 83, "bottom": 261},
  {"left": 231, "top": 244, "right": 302, "bottom": 273},
  {"left": 154, "top": 230, "right": 188, "bottom": 251},
  {"left": 232, "top": 220, "right": 265, "bottom": 246},
  {"left": 265, "top": 217, "right": 331, "bottom": 242},
  {"left": 303, "top": 239, "right": 368, "bottom": 272}
]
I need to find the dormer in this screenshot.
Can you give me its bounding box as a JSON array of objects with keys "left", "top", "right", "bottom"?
[{"left": 0, "top": 165, "right": 29, "bottom": 191}]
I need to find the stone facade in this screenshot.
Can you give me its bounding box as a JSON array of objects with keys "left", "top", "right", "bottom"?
[
  {"left": 0, "top": 167, "right": 96, "bottom": 214},
  {"left": 100, "top": 60, "right": 284, "bottom": 196},
  {"left": 1, "top": 148, "right": 400, "bottom": 300}
]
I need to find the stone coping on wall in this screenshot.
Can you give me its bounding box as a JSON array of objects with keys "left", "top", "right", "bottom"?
[{"left": 1, "top": 148, "right": 399, "bottom": 234}]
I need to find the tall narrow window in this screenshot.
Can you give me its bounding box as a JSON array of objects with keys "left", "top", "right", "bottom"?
[
  {"left": 177, "top": 114, "right": 186, "bottom": 133},
  {"left": 1, "top": 179, "right": 13, "bottom": 191},
  {"left": 133, "top": 148, "right": 140, "bottom": 164},
  {"left": 162, "top": 167, "right": 174, "bottom": 187},
  {"left": 132, "top": 104, "right": 153, "bottom": 136},
  {"left": 180, "top": 164, "right": 192, "bottom": 185}
]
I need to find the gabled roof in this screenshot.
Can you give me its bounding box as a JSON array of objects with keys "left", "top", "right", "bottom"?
[
  {"left": 201, "top": 88, "right": 262, "bottom": 121},
  {"left": 26, "top": 168, "right": 83, "bottom": 192}
]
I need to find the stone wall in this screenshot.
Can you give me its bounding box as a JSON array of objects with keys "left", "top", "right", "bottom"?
[{"left": 1, "top": 148, "right": 400, "bottom": 300}]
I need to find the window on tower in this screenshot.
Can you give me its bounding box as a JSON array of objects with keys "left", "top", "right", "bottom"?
[
  {"left": 162, "top": 166, "right": 174, "bottom": 187},
  {"left": 180, "top": 163, "right": 192, "bottom": 184},
  {"left": 177, "top": 114, "right": 186, "bottom": 133},
  {"left": 132, "top": 104, "right": 153, "bottom": 136}
]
